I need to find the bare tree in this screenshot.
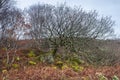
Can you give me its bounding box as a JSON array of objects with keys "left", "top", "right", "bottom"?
[
  {"left": 0, "top": 0, "right": 15, "bottom": 47},
  {"left": 28, "top": 4, "right": 115, "bottom": 57},
  {"left": 0, "top": 7, "right": 25, "bottom": 69},
  {"left": 0, "top": 0, "right": 15, "bottom": 70},
  {"left": 27, "top": 4, "right": 53, "bottom": 50}
]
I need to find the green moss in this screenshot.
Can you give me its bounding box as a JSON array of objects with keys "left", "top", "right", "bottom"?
[
  {"left": 28, "top": 61, "right": 36, "bottom": 65},
  {"left": 52, "top": 66, "right": 57, "bottom": 69},
  {"left": 16, "top": 56, "right": 20, "bottom": 61},
  {"left": 28, "top": 51, "right": 36, "bottom": 57},
  {"left": 71, "top": 65, "right": 80, "bottom": 72},
  {"left": 112, "top": 75, "right": 119, "bottom": 80},
  {"left": 70, "top": 61, "right": 84, "bottom": 72},
  {"left": 62, "top": 65, "right": 69, "bottom": 70},
  {"left": 12, "top": 64, "right": 19, "bottom": 69},
  {"left": 55, "top": 61, "right": 64, "bottom": 69},
  {"left": 97, "top": 73, "right": 108, "bottom": 80},
  {"left": 70, "top": 54, "right": 85, "bottom": 64}
]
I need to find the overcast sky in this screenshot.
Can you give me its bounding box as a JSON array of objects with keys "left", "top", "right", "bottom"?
[{"left": 15, "top": 0, "right": 120, "bottom": 36}]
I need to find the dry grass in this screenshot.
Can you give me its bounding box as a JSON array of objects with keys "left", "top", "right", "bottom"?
[{"left": 1, "top": 64, "right": 120, "bottom": 80}]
